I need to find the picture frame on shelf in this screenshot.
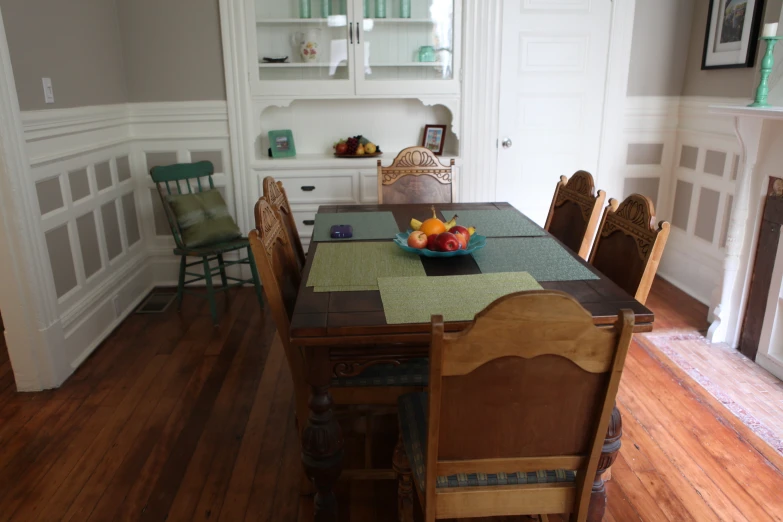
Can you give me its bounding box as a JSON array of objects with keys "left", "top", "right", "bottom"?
[
  {"left": 268, "top": 130, "right": 297, "bottom": 158},
  {"left": 422, "top": 124, "right": 447, "bottom": 156},
  {"left": 702, "top": 0, "right": 765, "bottom": 69}
]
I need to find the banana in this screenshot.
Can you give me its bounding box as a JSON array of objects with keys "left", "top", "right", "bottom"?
[
  {"left": 410, "top": 218, "right": 422, "bottom": 231},
  {"left": 468, "top": 226, "right": 476, "bottom": 236},
  {"left": 444, "top": 214, "right": 458, "bottom": 230}
]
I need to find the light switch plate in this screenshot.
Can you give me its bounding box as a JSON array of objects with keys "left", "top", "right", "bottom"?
[{"left": 42, "top": 78, "right": 54, "bottom": 104}]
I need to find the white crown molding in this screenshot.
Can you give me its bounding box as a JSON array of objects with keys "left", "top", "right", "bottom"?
[
  {"left": 21, "top": 104, "right": 129, "bottom": 141},
  {"left": 128, "top": 101, "right": 229, "bottom": 124}
]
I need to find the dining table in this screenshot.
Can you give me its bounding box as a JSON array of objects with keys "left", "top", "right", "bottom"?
[{"left": 291, "top": 202, "right": 653, "bottom": 522}]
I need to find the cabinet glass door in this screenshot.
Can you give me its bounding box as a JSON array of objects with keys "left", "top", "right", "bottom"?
[
  {"left": 355, "top": 0, "right": 458, "bottom": 95},
  {"left": 255, "top": 0, "right": 355, "bottom": 95}
]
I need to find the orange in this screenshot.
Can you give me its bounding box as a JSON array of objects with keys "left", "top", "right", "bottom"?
[{"left": 420, "top": 218, "right": 446, "bottom": 236}]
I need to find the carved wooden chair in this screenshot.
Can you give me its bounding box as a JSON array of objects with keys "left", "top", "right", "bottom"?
[
  {"left": 588, "top": 194, "right": 671, "bottom": 305},
  {"left": 545, "top": 171, "right": 606, "bottom": 260},
  {"left": 262, "top": 176, "right": 306, "bottom": 269},
  {"left": 393, "top": 290, "right": 635, "bottom": 522},
  {"left": 249, "top": 199, "right": 428, "bottom": 476},
  {"left": 378, "top": 147, "right": 455, "bottom": 204}
]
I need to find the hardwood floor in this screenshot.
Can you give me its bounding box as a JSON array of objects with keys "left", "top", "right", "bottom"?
[{"left": 0, "top": 279, "right": 782, "bottom": 521}]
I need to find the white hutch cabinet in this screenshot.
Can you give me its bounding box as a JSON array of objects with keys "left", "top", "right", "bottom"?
[{"left": 238, "top": 0, "right": 463, "bottom": 249}]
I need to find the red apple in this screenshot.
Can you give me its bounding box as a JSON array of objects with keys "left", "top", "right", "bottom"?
[
  {"left": 407, "top": 230, "right": 428, "bottom": 249},
  {"left": 427, "top": 234, "right": 439, "bottom": 250},
  {"left": 449, "top": 225, "right": 469, "bottom": 238},
  {"left": 335, "top": 142, "right": 348, "bottom": 155},
  {"left": 435, "top": 232, "right": 460, "bottom": 252}
]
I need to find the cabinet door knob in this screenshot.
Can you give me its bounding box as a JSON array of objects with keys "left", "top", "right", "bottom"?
[
  {"left": 502, "top": 138, "right": 513, "bottom": 149},
  {"left": 303, "top": 220, "right": 315, "bottom": 226},
  {"left": 301, "top": 186, "right": 316, "bottom": 191}
]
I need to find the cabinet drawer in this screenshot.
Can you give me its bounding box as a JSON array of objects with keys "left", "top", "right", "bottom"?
[
  {"left": 283, "top": 175, "right": 355, "bottom": 204},
  {"left": 293, "top": 210, "right": 317, "bottom": 241}
]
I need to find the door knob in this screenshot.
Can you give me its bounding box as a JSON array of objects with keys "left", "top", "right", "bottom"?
[{"left": 502, "top": 138, "right": 513, "bottom": 149}]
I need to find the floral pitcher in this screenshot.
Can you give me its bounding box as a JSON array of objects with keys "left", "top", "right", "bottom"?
[{"left": 292, "top": 29, "right": 320, "bottom": 63}]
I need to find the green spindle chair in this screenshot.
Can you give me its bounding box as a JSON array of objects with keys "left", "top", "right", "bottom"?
[{"left": 150, "top": 161, "right": 263, "bottom": 325}]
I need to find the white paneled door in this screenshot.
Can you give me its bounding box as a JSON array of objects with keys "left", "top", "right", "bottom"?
[{"left": 496, "top": 0, "right": 612, "bottom": 225}]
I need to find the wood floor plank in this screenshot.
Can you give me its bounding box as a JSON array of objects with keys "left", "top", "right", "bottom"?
[
  {"left": 142, "top": 301, "right": 259, "bottom": 521},
  {"left": 619, "top": 363, "right": 766, "bottom": 521},
  {"left": 624, "top": 347, "right": 783, "bottom": 518},
  {"left": 189, "top": 312, "right": 271, "bottom": 522},
  {"left": 216, "top": 334, "right": 288, "bottom": 522},
  {"left": 608, "top": 452, "right": 676, "bottom": 522},
  {"left": 617, "top": 402, "right": 722, "bottom": 522}
]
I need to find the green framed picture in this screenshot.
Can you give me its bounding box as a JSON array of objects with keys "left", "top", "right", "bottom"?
[{"left": 268, "top": 129, "right": 296, "bottom": 158}]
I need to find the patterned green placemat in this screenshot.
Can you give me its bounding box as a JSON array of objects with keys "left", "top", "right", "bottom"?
[
  {"left": 378, "top": 272, "right": 542, "bottom": 324},
  {"left": 307, "top": 242, "right": 426, "bottom": 292},
  {"left": 312, "top": 212, "right": 400, "bottom": 242},
  {"left": 473, "top": 237, "right": 599, "bottom": 281},
  {"left": 444, "top": 209, "right": 546, "bottom": 237}
]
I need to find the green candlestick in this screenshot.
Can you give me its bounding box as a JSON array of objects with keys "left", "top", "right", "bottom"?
[{"left": 750, "top": 36, "right": 783, "bottom": 108}]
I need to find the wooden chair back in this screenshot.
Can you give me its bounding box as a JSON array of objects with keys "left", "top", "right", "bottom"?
[
  {"left": 425, "top": 290, "right": 634, "bottom": 521},
  {"left": 248, "top": 199, "right": 301, "bottom": 343},
  {"left": 377, "top": 146, "right": 455, "bottom": 204},
  {"left": 263, "top": 176, "right": 306, "bottom": 269},
  {"left": 588, "top": 194, "right": 671, "bottom": 305},
  {"left": 150, "top": 161, "right": 216, "bottom": 250},
  {"left": 545, "top": 171, "right": 606, "bottom": 259}
]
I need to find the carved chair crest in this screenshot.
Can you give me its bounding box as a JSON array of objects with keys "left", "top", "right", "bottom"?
[
  {"left": 378, "top": 146, "right": 455, "bottom": 186},
  {"left": 599, "top": 194, "right": 662, "bottom": 260},
  {"left": 553, "top": 171, "right": 599, "bottom": 223}
]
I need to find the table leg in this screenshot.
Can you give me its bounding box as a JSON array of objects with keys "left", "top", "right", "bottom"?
[
  {"left": 301, "top": 350, "right": 344, "bottom": 522},
  {"left": 588, "top": 405, "right": 622, "bottom": 522}
]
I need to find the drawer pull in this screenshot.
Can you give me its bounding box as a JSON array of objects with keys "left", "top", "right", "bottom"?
[
  {"left": 303, "top": 220, "right": 315, "bottom": 226},
  {"left": 301, "top": 186, "right": 316, "bottom": 192}
]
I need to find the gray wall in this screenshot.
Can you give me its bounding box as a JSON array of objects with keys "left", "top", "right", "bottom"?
[
  {"left": 627, "top": 0, "right": 695, "bottom": 96},
  {"left": 0, "top": 0, "right": 128, "bottom": 110},
  {"left": 682, "top": 0, "right": 783, "bottom": 97},
  {"left": 116, "top": 0, "right": 226, "bottom": 102}
]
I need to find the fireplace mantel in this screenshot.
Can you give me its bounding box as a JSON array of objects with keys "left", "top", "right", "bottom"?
[{"left": 707, "top": 104, "right": 783, "bottom": 346}]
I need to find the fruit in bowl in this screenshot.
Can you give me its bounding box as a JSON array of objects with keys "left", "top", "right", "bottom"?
[
  {"left": 333, "top": 136, "right": 381, "bottom": 156},
  {"left": 407, "top": 231, "right": 428, "bottom": 249},
  {"left": 435, "top": 232, "right": 460, "bottom": 252}
]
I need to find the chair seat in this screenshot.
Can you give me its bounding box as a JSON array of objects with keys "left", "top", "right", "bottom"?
[
  {"left": 174, "top": 237, "right": 250, "bottom": 256},
  {"left": 331, "top": 358, "right": 429, "bottom": 387},
  {"left": 398, "top": 392, "right": 577, "bottom": 491}
]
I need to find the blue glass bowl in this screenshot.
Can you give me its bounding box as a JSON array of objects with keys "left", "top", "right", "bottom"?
[{"left": 394, "top": 231, "right": 486, "bottom": 257}]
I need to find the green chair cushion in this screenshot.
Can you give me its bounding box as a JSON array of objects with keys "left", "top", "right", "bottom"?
[
  {"left": 398, "top": 392, "right": 577, "bottom": 491},
  {"left": 167, "top": 190, "right": 241, "bottom": 248},
  {"left": 331, "top": 358, "right": 428, "bottom": 387}
]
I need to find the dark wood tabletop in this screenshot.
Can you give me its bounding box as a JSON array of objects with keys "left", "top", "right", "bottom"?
[{"left": 290, "top": 202, "right": 654, "bottom": 344}]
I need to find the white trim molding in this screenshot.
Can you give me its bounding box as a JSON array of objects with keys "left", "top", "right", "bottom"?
[{"left": 0, "top": 7, "right": 68, "bottom": 390}]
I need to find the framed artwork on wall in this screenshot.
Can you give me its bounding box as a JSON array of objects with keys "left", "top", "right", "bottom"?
[
  {"left": 422, "top": 125, "right": 447, "bottom": 156},
  {"left": 702, "top": 0, "right": 766, "bottom": 69}
]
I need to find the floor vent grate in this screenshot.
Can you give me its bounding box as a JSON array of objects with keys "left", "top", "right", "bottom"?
[{"left": 136, "top": 292, "right": 177, "bottom": 314}]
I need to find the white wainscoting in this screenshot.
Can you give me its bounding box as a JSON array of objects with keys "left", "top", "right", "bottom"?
[
  {"left": 20, "top": 101, "right": 232, "bottom": 376},
  {"left": 623, "top": 96, "right": 746, "bottom": 306}
]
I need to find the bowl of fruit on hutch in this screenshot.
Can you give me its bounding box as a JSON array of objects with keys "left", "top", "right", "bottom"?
[
  {"left": 394, "top": 207, "right": 486, "bottom": 258},
  {"left": 334, "top": 136, "right": 382, "bottom": 158}
]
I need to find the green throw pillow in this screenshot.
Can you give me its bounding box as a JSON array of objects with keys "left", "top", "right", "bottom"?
[{"left": 167, "top": 189, "right": 241, "bottom": 248}]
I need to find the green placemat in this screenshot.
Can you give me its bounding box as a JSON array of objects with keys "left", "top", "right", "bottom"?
[
  {"left": 378, "top": 272, "right": 542, "bottom": 324},
  {"left": 443, "top": 209, "right": 546, "bottom": 237},
  {"left": 307, "top": 242, "right": 425, "bottom": 292},
  {"left": 312, "top": 212, "right": 400, "bottom": 242},
  {"left": 473, "top": 237, "right": 599, "bottom": 281}
]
